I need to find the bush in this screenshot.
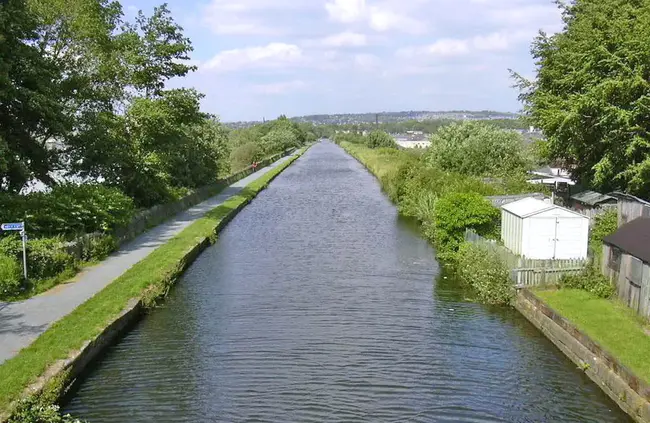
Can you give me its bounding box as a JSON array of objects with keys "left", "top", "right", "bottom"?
[
  {"left": 425, "top": 121, "right": 531, "bottom": 177},
  {"left": 589, "top": 209, "right": 618, "bottom": 261},
  {"left": 0, "top": 236, "right": 75, "bottom": 280},
  {"left": 8, "top": 398, "right": 85, "bottom": 423},
  {"left": 0, "top": 184, "right": 135, "bottom": 238},
  {"left": 456, "top": 242, "right": 514, "bottom": 305},
  {"left": 0, "top": 254, "right": 22, "bottom": 297},
  {"left": 366, "top": 131, "right": 397, "bottom": 149},
  {"left": 428, "top": 192, "right": 500, "bottom": 259},
  {"left": 230, "top": 142, "right": 263, "bottom": 171},
  {"left": 560, "top": 267, "right": 615, "bottom": 299}
]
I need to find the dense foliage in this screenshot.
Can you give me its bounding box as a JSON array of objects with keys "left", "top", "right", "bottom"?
[
  {"left": 560, "top": 267, "right": 615, "bottom": 299},
  {"left": 516, "top": 0, "right": 650, "bottom": 198},
  {"left": 425, "top": 122, "right": 530, "bottom": 177},
  {"left": 427, "top": 192, "right": 500, "bottom": 260},
  {"left": 455, "top": 242, "right": 514, "bottom": 305},
  {"left": 0, "top": 185, "right": 135, "bottom": 237},
  {"left": 366, "top": 131, "right": 397, "bottom": 149}
]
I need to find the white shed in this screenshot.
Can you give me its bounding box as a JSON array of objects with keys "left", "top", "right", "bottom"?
[{"left": 500, "top": 197, "right": 590, "bottom": 259}]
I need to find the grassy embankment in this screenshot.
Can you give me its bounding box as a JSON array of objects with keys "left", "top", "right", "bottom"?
[
  {"left": 537, "top": 289, "right": 650, "bottom": 383},
  {"left": 0, "top": 149, "right": 306, "bottom": 416}
]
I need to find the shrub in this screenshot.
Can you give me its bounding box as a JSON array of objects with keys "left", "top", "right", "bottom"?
[
  {"left": 230, "top": 142, "right": 263, "bottom": 171},
  {"left": 0, "top": 254, "right": 22, "bottom": 297},
  {"left": 0, "top": 236, "right": 75, "bottom": 280},
  {"left": 0, "top": 184, "right": 135, "bottom": 238},
  {"left": 560, "top": 267, "right": 615, "bottom": 299},
  {"left": 425, "top": 121, "right": 531, "bottom": 177},
  {"left": 428, "top": 192, "right": 500, "bottom": 259},
  {"left": 366, "top": 131, "right": 397, "bottom": 149},
  {"left": 8, "top": 398, "right": 85, "bottom": 423},
  {"left": 456, "top": 242, "right": 514, "bottom": 305},
  {"left": 589, "top": 209, "right": 618, "bottom": 262}
]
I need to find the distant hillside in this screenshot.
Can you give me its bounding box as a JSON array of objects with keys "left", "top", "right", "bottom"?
[{"left": 225, "top": 110, "right": 520, "bottom": 128}]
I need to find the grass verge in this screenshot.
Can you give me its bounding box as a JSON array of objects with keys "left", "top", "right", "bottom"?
[
  {"left": 536, "top": 288, "right": 650, "bottom": 383},
  {"left": 0, "top": 150, "right": 304, "bottom": 416}
]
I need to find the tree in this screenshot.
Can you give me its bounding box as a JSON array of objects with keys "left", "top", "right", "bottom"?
[
  {"left": 424, "top": 121, "right": 530, "bottom": 176},
  {"left": 0, "top": 0, "right": 71, "bottom": 192},
  {"left": 514, "top": 0, "right": 650, "bottom": 198},
  {"left": 366, "top": 131, "right": 397, "bottom": 149}
]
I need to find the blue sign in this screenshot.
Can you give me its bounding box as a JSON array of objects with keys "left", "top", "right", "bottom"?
[{"left": 1, "top": 222, "right": 24, "bottom": 231}]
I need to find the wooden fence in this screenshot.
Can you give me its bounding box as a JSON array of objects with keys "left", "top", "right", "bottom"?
[{"left": 464, "top": 230, "right": 588, "bottom": 287}]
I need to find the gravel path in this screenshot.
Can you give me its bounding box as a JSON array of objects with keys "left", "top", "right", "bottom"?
[{"left": 0, "top": 154, "right": 295, "bottom": 364}]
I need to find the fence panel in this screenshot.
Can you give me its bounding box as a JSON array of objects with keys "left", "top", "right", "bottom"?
[{"left": 464, "top": 230, "right": 587, "bottom": 287}]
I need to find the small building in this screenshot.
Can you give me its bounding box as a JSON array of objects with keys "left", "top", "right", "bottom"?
[
  {"left": 609, "top": 192, "right": 650, "bottom": 226},
  {"left": 501, "top": 197, "right": 590, "bottom": 260},
  {"left": 602, "top": 218, "right": 650, "bottom": 317},
  {"left": 570, "top": 190, "right": 617, "bottom": 211}
]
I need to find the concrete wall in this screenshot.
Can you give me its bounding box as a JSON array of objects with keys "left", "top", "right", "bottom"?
[{"left": 515, "top": 289, "right": 650, "bottom": 423}]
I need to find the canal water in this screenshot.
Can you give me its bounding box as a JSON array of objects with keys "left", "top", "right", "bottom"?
[{"left": 65, "top": 142, "right": 631, "bottom": 422}]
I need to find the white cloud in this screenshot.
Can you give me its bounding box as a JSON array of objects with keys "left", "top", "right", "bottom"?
[
  {"left": 398, "top": 30, "right": 533, "bottom": 58},
  {"left": 325, "top": 0, "right": 366, "bottom": 23},
  {"left": 368, "top": 6, "right": 426, "bottom": 34},
  {"left": 325, "top": 0, "right": 425, "bottom": 34},
  {"left": 202, "top": 0, "right": 310, "bottom": 35},
  {"left": 249, "top": 80, "right": 309, "bottom": 95},
  {"left": 313, "top": 32, "right": 368, "bottom": 48},
  {"left": 354, "top": 53, "right": 380, "bottom": 70},
  {"left": 203, "top": 43, "right": 303, "bottom": 72}
]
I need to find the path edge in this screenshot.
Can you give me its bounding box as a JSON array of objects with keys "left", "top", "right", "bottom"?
[{"left": 0, "top": 146, "right": 309, "bottom": 422}]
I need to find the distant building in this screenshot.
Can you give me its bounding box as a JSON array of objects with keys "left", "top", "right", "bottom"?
[
  {"left": 570, "top": 190, "right": 617, "bottom": 212},
  {"left": 602, "top": 218, "right": 650, "bottom": 318}
]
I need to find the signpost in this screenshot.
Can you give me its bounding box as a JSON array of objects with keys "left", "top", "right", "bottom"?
[{"left": 1, "top": 222, "right": 27, "bottom": 279}]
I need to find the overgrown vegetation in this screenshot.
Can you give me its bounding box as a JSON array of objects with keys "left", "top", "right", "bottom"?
[
  {"left": 0, "top": 149, "right": 305, "bottom": 420},
  {"left": 456, "top": 243, "right": 515, "bottom": 305},
  {"left": 338, "top": 121, "right": 536, "bottom": 305}
]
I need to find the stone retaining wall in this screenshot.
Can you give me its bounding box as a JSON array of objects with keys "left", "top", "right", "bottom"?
[{"left": 515, "top": 289, "right": 650, "bottom": 422}]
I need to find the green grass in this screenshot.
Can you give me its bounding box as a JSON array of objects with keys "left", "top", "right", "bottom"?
[
  {"left": 0, "top": 151, "right": 304, "bottom": 416},
  {"left": 536, "top": 289, "right": 650, "bottom": 383}
]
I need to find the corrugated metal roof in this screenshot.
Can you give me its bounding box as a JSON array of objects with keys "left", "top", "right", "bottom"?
[
  {"left": 487, "top": 193, "right": 547, "bottom": 207},
  {"left": 501, "top": 197, "right": 555, "bottom": 217},
  {"left": 570, "top": 190, "right": 615, "bottom": 206},
  {"left": 604, "top": 218, "right": 650, "bottom": 264}
]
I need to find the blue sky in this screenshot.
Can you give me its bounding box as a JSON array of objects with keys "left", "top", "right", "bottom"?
[{"left": 125, "top": 0, "right": 563, "bottom": 122}]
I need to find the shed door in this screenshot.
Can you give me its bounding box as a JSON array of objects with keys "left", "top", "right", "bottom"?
[
  {"left": 555, "top": 217, "right": 584, "bottom": 259},
  {"left": 627, "top": 257, "right": 643, "bottom": 312},
  {"left": 528, "top": 217, "right": 557, "bottom": 259}
]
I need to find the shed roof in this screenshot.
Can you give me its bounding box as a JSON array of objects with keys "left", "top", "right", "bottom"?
[
  {"left": 487, "top": 193, "right": 547, "bottom": 207},
  {"left": 501, "top": 197, "right": 555, "bottom": 217},
  {"left": 501, "top": 197, "right": 586, "bottom": 219},
  {"left": 570, "top": 190, "right": 616, "bottom": 206},
  {"left": 603, "top": 218, "right": 650, "bottom": 264}
]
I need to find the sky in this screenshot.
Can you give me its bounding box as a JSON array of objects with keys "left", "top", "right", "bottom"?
[{"left": 125, "top": 0, "right": 564, "bottom": 122}]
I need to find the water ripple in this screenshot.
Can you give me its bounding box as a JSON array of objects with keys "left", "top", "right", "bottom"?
[{"left": 65, "top": 142, "right": 631, "bottom": 422}]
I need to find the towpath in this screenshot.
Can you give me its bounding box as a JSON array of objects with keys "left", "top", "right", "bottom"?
[{"left": 0, "top": 154, "right": 296, "bottom": 364}]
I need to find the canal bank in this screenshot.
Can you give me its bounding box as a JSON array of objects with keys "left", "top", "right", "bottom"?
[
  {"left": 65, "top": 141, "right": 630, "bottom": 422},
  {"left": 339, "top": 141, "right": 648, "bottom": 422},
  {"left": 0, "top": 148, "right": 308, "bottom": 422}
]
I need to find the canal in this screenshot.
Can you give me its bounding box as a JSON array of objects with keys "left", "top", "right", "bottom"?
[{"left": 65, "top": 142, "right": 631, "bottom": 422}]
